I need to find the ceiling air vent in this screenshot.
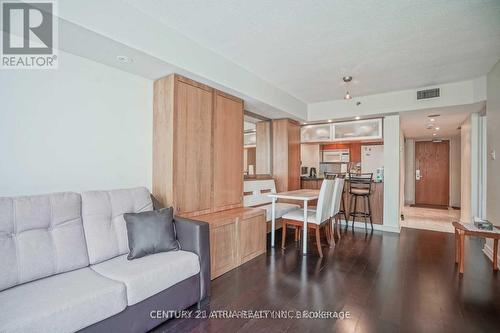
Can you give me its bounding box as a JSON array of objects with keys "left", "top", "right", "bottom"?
[{"left": 417, "top": 88, "right": 440, "bottom": 100}]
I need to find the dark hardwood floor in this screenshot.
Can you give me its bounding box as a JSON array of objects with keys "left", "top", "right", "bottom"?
[{"left": 153, "top": 227, "right": 500, "bottom": 333}]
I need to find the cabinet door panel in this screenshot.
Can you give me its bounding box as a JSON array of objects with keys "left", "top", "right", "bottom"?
[
  {"left": 210, "top": 221, "right": 238, "bottom": 279},
  {"left": 213, "top": 92, "right": 243, "bottom": 210},
  {"left": 239, "top": 215, "right": 266, "bottom": 264},
  {"left": 175, "top": 81, "right": 213, "bottom": 214}
]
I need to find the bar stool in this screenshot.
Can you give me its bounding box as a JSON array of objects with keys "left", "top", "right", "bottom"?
[{"left": 348, "top": 173, "right": 373, "bottom": 232}]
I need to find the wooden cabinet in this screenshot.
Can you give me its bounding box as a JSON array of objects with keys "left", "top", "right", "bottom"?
[
  {"left": 175, "top": 79, "right": 213, "bottom": 215},
  {"left": 193, "top": 208, "right": 266, "bottom": 279},
  {"left": 213, "top": 91, "right": 244, "bottom": 211},
  {"left": 153, "top": 74, "right": 244, "bottom": 217},
  {"left": 272, "top": 119, "right": 301, "bottom": 193}
]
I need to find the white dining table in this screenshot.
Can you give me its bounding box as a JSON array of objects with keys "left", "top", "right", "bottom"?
[{"left": 268, "top": 189, "right": 320, "bottom": 255}]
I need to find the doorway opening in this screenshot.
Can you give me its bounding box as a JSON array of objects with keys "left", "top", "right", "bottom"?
[{"left": 399, "top": 103, "right": 485, "bottom": 233}]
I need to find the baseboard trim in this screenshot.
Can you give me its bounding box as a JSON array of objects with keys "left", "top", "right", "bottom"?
[
  {"left": 338, "top": 220, "right": 401, "bottom": 234},
  {"left": 482, "top": 243, "right": 500, "bottom": 263}
]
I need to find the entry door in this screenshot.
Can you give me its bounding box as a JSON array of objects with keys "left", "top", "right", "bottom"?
[{"left": 415, "top": 141, "right": 450, "bottom": 206}]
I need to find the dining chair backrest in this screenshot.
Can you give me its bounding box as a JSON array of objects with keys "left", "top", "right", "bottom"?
[
  {"left": 329, "top": 178, "right": 345, "bottom": 218},
  {"left": 314, "top": 179, "right": 334, "bottom": 225}
]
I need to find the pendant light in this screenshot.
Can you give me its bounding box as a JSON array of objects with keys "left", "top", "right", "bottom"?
[{"left": 343, "top": 76, "right": 353, "bottom": 100}]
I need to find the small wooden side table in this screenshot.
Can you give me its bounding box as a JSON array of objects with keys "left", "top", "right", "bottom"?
[{"left": 452, "top": 221, "right": 500, "bottom": 274}]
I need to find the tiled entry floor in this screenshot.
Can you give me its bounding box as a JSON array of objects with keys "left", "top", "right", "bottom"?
[{"left": 401, "top": 205, "right": 460, "bottom": 233}]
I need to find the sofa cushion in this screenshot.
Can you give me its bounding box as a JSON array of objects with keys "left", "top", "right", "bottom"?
[
  {"left": 91, "top": 251, "right": 200, "bottom": 305},
  {"left": 0, "top": 192, "right": 89, "bottom": 292},
  {"left": 81, "top": 187, "right": 153, "bottom": 264},
  {"left": 124, "top": 207, "right": 179, "bottom": 260},
  {"left": 258, "top": 203, "right": 301, "bottom": 222},
  {"left": 0, "top": 267, "right": 126, "bottom": 333}
]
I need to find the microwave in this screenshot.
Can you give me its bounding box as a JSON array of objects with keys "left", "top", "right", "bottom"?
[{"left": 322, "top": 149, "right": 350, "bottom": 163}]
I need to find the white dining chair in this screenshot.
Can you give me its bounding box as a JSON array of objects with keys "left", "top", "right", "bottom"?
[
  {"left": 327, "top": 178, "right": 345, "bottom": 244},
  {"left": 281, "top": 179, "right": 334, "bottom": 257}
]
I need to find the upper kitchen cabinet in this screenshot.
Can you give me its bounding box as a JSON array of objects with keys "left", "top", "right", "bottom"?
[
  {"left": 301, "top": 123, "right": 332, "bottom": 142},
  {"left": 333, "top": 119, "right": 383, "bottom": 141},
  {"left": 300, "top": 118, "right": 383, "bottom": 143},
  {"left": 153, "top": 74, "right": 244, "bottom": 217}
]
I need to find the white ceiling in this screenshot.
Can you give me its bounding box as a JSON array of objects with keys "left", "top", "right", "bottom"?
[
  {"left": 124, "top": 0, "right": 500, "bottom": 103},
  {"left": 400, "top": 102, "right": 485, "bottom": 139}
]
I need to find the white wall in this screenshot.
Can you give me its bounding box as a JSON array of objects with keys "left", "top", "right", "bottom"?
[
  {"left": 0, "top": 51, "right": 153, "bottom": 196},
  {"left": 460, "top": 113, "right": 480, "bottom": 222},
  {"left": 383, "top": 115, "right": 402, "bottom": 232},
  {"left": 484, "top": 60, "right": 500, "bottom": 263}
]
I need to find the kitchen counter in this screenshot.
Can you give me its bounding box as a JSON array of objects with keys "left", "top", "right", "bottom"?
[{"left": 300, "top": 178, "right": 384, "bottom": 225}]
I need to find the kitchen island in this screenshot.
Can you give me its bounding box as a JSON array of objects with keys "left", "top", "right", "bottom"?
[{"left": 300, "top": 177, "right": 384, "bottom": 225}]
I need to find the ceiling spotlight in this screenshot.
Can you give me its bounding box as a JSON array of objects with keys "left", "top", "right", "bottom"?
[
  {"left": 355, "top": 116, "right": 361, "bottom": 120},
  {"left": 435, "top": 127, "right": 440, "bottom": 130},
  {"left": 303, "top": 122, "right": 308, "bottom": 125},
  {"left": 343, "top": 76, "right": 353, "bottom": 100},
  {"left": 430, "top": 118, "right": 435, "bottom": 122},
  {"left": 328, "top": 119, "right": 333, "bottom": 123},
  {"left": 433, "top": 133, "right": 437, "bottom": 136}
]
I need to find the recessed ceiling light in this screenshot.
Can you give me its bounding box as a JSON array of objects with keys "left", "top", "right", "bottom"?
[
  {"left": 343, "top": 76, "right": 353, "bottom": 82},
  {"left": 328, "top": 119, "right": 333, "bottom": 123},
  {"left": 355, "top": 116, "right": 361, "bottom": 120},
  {"left": 430, "top": 118, "right": 435, "bottom": 122},
  {"left": 433, "top": 133, "right": 437, "bottom": 136},
  {"left": 303, "top": 122, "right": 308, "bottom": 125},
  {"left": 435, "top": 127, "right": 440, "bottom": 130},
  {"left": 116, "top": 55, "right": 133, "bottom": 63}
]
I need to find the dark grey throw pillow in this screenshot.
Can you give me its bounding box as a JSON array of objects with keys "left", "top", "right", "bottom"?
[{"left": 124, "top": 207, "right": 179, "bottom": 260}]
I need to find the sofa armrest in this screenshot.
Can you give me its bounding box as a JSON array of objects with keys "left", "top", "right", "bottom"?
[{"left": 174, "top": 216, "right": 210, "bottom": 302}]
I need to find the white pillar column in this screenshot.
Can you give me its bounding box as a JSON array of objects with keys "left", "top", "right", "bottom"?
[{"left": 383, "top": 115, "right": 402, "bottom": 233}]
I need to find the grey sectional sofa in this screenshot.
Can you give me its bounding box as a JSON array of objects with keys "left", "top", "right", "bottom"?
[{"left": 0, "top": 187, "right": 210, "bottom": 333}]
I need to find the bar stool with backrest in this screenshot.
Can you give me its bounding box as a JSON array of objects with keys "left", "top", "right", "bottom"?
[
  {"left": 281, "top": 179, "right": 335, "bottom": 257},
  {"left": 348, "top": 173, "right": 373, "bottom": 232}
]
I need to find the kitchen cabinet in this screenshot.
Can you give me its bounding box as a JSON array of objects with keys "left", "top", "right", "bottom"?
[
  {"left": 300, "top": 119, "right": 383, "bottom": 143},
  {"left": 153, "top": 74, "right": 244, "bottom": 217},
  {"left": 301, "top": 124, "right": 332, "bottom": 142},
  {"left": 332, "top": 119, "right": 383, "bottom": 141}
]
